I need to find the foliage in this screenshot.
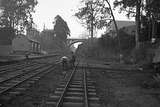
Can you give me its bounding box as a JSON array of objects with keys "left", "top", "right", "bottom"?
[
  {"left": 117, "top": 29, "right": 135, "bottom": 50},
  {"left": 114, "top": 0, "right": 137, "bottom": 7},
  {"left": 113, "top": 0, "right": 160, "bottom": 42},
  {"left": 98, "top": 33, "right": 117, "bottom": 51},
  {"left": 146, "top": 0, "right": 160, "bottom": 15},
  {"left": 53, "top": 15, "right": 70, "bottom": 41},
  {"left": 75, "top": 0, "right": 111, "bottom": 30},
  {"left": 131, "top": 42, "right": 154, "bottom": 64},
  {"left": 0, "top": 0, "right": 38, "bottom": 33},
  {"left": 113, "top": 0, "right": 160, "bottom": 16},
  {"left": 113, "top": 0, "right": 137, "bottom": 17},
  {"left": 76, "top": 28, "right": 136, "bottom": 62},
  {"left": 139, "top": 15, "right": 151, "bottom": 42},
  {"left": 99, "top": 29, "right": 135, "bottom": 53},
  {"left": 114, "top": 0, "right": 160, "bottom": 19}
]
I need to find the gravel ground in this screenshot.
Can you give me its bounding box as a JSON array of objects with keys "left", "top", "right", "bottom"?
[
  {"left": 4, "top": 65, "right": 64, "bottom": 107},
  {"left": 90, "top": 68, "right": 160, "bottom": 107}
]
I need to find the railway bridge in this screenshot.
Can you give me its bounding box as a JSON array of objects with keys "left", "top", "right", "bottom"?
[{"left": 67, "top": 38, "right": 87, "bottom": 47}]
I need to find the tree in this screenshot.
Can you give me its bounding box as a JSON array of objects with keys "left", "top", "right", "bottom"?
[
  {"left": 146, "top": 0, "right": 160, "bottom": 15},
  {"left": 0, "top": 0, "right": 38, "bottom": 34},
  {"left": 53, "top": 15, "right": 70, "bottom": 42},
  {"left": 75, "top": 0, "right": 123, "bottom": 61},
  {"left": 75, "top": 0, "right": 111, "bottom": 40},
  {"left": 114, "top": 0, "right": 141, "bottom": 48},
  {"left": 114, "top": 0, "right": 160, "bottom": 47},
  {"left": 146, "top": 0, "right": 160, "bottom": 40}
]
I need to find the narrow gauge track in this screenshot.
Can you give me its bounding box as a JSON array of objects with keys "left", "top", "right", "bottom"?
[
  {"left": 45, "top": 64, "right": 101, "bottom": 107},
  {"left": 0, "top": 61, "right": 60, "bottom": 106}
]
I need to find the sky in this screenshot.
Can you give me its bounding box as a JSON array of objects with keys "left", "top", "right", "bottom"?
[{"left": 33, "top": 0, "right": 134, "bottom": 38}]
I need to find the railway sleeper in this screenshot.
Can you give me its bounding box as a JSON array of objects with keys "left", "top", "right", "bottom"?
[
  {"left": 66, "top": 92, "right": 84, "bottom": 96},
  {"left": 71, "top": 82, "right": 82, "bottom": 85},
  {"left": 71, "top": 80, "right": 83, "bottom": 83},
  {"left": 68, "top": 84, "right": 83, "bottom": 88},
  {"left": 89, "top": 103, "right": 101, "bottom": 107},
  {"left": 45, "top": 101, "right": 86, "bottom": 107},
  {"left": 88, "top": 92, "right": 97, "bottom": 96},
  {"left": 54, "top": 90, "right": 63, "bottom": 95},
  {"left": 14, "top": 87, "right": 26, "bottom": 91},
  {"left": 62, "top": 102, "right": 83, "bottom": 107},
  {"left": 46, "top": 101, "right": 101, "bottom": 107},
  {"left": 8, "top": 91, "right": 21, "bottom": 95},
  {"left": 88, "top": 88, "right": 96, "bottom": 92},
  {"left": 58, "top": 84, "right": 66, "bottom": 87},
  {"left": 67, "top": 87, "right": 84, "bottom": 92},
  {"left": 27, "top": 80, "right": 36, "bottom": 84},
  {"left": 87, "top": 80, "right": 96, "bottom": 83},
  {"left": 0, "top": 86, "right": 8, "bottom": 90},
  {"left": 47, "top": 95, "right": 60, "bottom": 102},
  {"left": 45, "top": 101, "right": 56, "bottom": 107},
  {"left": 10, "top": 80, "right": 21, "bottom": 83},
  {"left": 56, "top": 87, "right": 64, "bottom": 91},
  {"left": 59, "top": 82, "right": 67, "bottom": 85},
  {"left": 64, "top": 96, "right": 83, "bottom": 102},
  {"left": 54, "top": 89, "right": 83, "bottom": 95},
  {"left": 2, "top": 82, "right": 17, "bottom": 86},
  {"left": 31, "top": 77, "right": 40, "bottom": 81},
  {"left": 88, "top": 97, "right": 100, "bottom": 102},
  {"left": 87, "top": 85, "right": 95, "bottom": 88}
]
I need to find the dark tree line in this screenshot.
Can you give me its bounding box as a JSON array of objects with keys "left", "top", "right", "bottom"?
[
  {"left": 76, "top": 0, "right": 160, "bottom": 47},
  {"left": 0, "top": 0, "right": 38, "bottom": 34},
  {"left": 114, "top": 0, "right": 160, "bottom": 44}
]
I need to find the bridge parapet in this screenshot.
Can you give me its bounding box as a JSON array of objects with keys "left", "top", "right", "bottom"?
[{"left": 67, "top": 38, "right": 87, "bottom": 47}]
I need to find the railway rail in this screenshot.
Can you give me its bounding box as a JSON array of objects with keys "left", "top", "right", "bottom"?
[
  {"left": 0, "top": 61, "right": 41, "bottom": 75},
  {"left": 45, "top": 63, "right": 101, "bottom": 107},
  {"left": 0, "top": 61, "right": 28, "bottom": 71},
  {"left": 0, "top": 59, "right": 60, "bottom": 106}
]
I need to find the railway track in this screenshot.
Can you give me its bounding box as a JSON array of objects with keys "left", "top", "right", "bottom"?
[
  {"left": 0, "top": 60, "right": 60, "bottom": 106},
  {"left": 0, "top": 62, "right": 42, "bottom": 75},
  {"left": 0, "top": 54, "right": 60, "bottom": 72},
  {"left": 0, "top": 61, "right": 30, "bottom": 72},
  {"left": 45, "top": 64, "right": 101, "bottom": 107}
]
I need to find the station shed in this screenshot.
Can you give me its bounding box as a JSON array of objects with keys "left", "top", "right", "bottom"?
[{"left": 12, "top": 36, "right": 41, "bottom": 55}]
